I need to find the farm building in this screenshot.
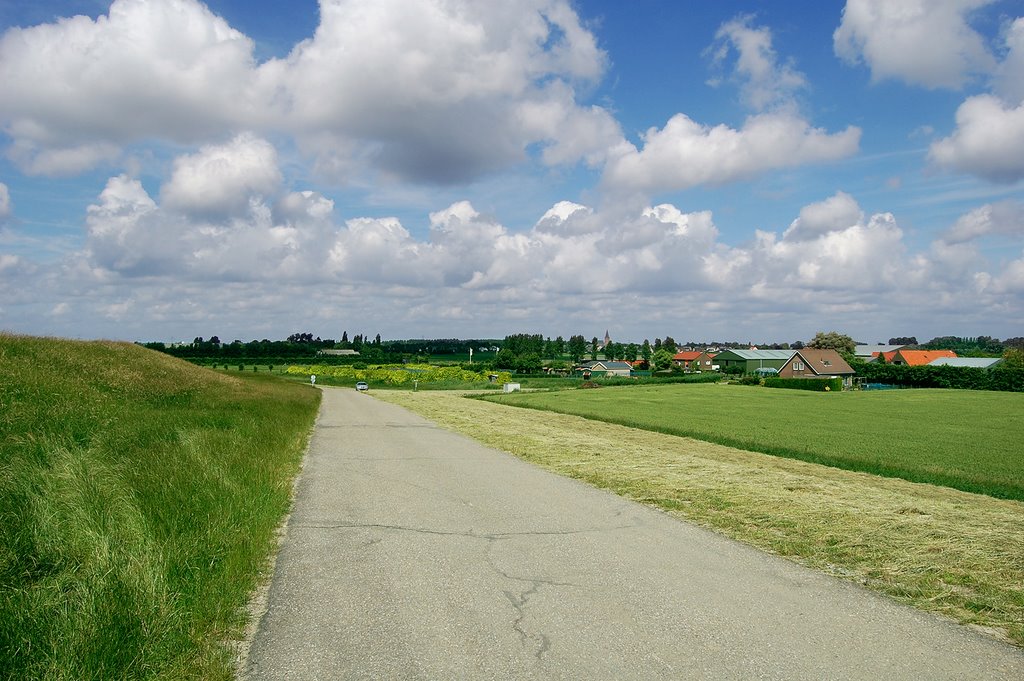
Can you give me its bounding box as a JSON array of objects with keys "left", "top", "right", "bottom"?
[
  {"left": 714, "top": 349, "right": 795, "bottom": 374},
  {"left": 854, "top": 344, "right": 904, "bottom": 361},
  {"left": 779, "top": 349, "right": 855, "bottom": 386},
  {"left": 927, "top": 357, "right": 1003, "bottom": 369}
]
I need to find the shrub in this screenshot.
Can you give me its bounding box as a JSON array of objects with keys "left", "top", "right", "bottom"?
[
  {"left": 764, "top": 377, "right": 843, "bottom": 392},
  {"left": 855, "top": 363, "right": 1024, "bottom": 392}
]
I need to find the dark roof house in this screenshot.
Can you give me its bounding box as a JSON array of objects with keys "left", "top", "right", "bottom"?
[{"left": 779, "top": 349, "right": 855, "bottom": 378}]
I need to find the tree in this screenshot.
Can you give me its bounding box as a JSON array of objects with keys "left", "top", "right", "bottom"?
[
  {"left": 662, "top": 336, "right": 678, "bottom": 353},
  {"left": 1002, "top": 348, "right": 1024, "bottom": 369},
  {"left": 591, "top": 337, "right": 599, "bottom": 360},
  {"left": 514, "top": 352, "right": 543, "bottom": 373},
  {"left": 807, "top": 331, "right": 855, "bottom": 355},
  {"left": 888, "top": 336, "right": 917, "bottom": 346},
  {"left": 553, "top": 336, "right": 565, "bottom": 357},
  {"left": 567, "top": 335, "right": 588, "bottom": 363},
  {"left": 641, "top": 339, "right": 652, "bottom": 361},
  {"left": 652, "top": 348, "right": 675, "bottom": 371},
  {"left": 624, "top": 343, "right": 639, "bottom": 362},
  {"left": 493, "top": 348, "right": 516, "bottom": 369}
]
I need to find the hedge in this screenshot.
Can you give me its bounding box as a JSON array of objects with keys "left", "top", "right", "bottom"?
[
  {"left": 764, "top": 377, "right": 843, "bottom": 392},
  {"left": 855, "top": 363, "right": 1024, "bottom": 392}
]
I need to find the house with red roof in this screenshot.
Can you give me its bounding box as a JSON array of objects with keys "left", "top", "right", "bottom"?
[
  {"left": 882, "top": 349, "right": 957, "bottom": 366},
  {"left": 672, "top": 350, "right": 702, "bottom": 369},
  {"left": 672, "top": 350, "right": 717, "bottom": 371}
]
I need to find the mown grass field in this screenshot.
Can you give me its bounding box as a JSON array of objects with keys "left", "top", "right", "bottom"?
[
  {"left": 482, "top": 383, "right": 1024, "bottom": 500},
  {"left": 0, "top": 335, "right": 320, "bottom": 680},
  {"left": 376, "top": 390, "right": 1024, "bottom": 647}
]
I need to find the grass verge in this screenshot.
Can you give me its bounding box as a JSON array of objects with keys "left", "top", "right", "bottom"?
[
  {"left": 0, "top": 335, "right": 320, "bottom": 680},
  {"left": 376, "top": 390, "right": 1024, "bottom": 647},
  {"left": 481, "top": 383, "right": 1024, "bottom": 500}
]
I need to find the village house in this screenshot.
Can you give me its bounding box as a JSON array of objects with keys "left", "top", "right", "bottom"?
[
  {"left": 575, "top": 359, "right": 632, "bottom": 378},
  {"left": 689, "top": 350, "right": 717, "bottom": 372},
  {"left": 671, "top": 350, "right": 702, "bottom": 369},
  {"left": 882, "top": 349, "right": 957, "bottom": 366},
  {"left": 778, "top": 349, "right": 856, "bottom": 386}
]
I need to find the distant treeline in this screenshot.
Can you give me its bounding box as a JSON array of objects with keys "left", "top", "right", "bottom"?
[
  {"left": 142, "top": 335, "right": 503, "bottom": 364},
  {"left": 888, "top": 336, "right": 1024, "bottom": 356}
]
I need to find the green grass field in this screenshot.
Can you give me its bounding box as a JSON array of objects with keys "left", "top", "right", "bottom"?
[
  {"left": 484, "top": 383, "right": 1024, "bottom": 500},
  {"left": 0, "top": 335, "right": 320, "bottom": 680}
]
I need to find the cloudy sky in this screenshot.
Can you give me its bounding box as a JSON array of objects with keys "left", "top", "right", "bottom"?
[{"left": 1, "top": 0, "right": 1023, "bottom": 344}]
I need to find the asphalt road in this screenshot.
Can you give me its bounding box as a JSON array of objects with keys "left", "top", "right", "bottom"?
[{"left": 243, "top": 387, "right": 1024, "bottom": 680}]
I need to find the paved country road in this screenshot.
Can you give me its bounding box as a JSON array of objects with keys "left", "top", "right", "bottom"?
[{"left": 243, "top": 387, "right": 1024, "bottom": 680}]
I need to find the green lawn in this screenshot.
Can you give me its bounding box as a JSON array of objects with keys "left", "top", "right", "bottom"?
[
  {"left": 0, "top": 336, "right": 320, "bottom": 680},
  {"left": 484, "top": 383, "right": 1024, "bottom": 500}
]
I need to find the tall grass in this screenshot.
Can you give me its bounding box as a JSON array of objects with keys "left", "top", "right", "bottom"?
[{"left": 0, "top": 335, "right": 319, "bottom": 680}]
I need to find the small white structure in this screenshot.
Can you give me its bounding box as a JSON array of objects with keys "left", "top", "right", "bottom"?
[{"left": 503, "top": 383, "right": 521, "bottom": 393}]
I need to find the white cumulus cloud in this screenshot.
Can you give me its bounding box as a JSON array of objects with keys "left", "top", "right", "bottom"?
[
  {"left": 783, "top": 191, "right": 864, "bottom": 242},
  {"left": 270, "top": 0, "right": 613, "bottom": 184},
  {"left": 0, "top": 0, "right": 257, "bottom": 174},
  {"left": 0, "top": 182, "right": 10, "bottom": 221},
  {"left": 928, "top": 95, "right": 1024, "bottom": 182},
  {"left": 0, "top": 0, "right": 615, "bottom": 185},
  {"left": 160, "top": 133, "right": 283, "bottom": 218},
  {"left": 603, "top": 112, "right": 860, "bottom": 195},
  {"left": 707, "top": 14, "right": 808, "bottom": 111},
  {"left": 9, "top": 183, "right": 1024, "bottom": 342},
  {"left": 942, "top": 200, "right": 1024, "bottom": 243},
  {"left": 834, "top": 0, "right": 997, "bottom": 89},
  {"left": 994, "top": 17, "right": 1024, "bottom": 104}
]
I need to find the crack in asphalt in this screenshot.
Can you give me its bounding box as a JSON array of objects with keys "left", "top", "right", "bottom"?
[
  {"left": 504, "top": 582, "right": 552, "bottom": 660},
  {"left": 486, "top": 546, "right": 581, "bottom": 661},
  {"left": 290, "top": 520, "right": 628, "bottom": 661}
]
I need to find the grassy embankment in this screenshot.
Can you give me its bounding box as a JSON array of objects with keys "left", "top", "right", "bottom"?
[
  {"left": 0, "top": 336, "right": 320, "bottom": 680},
  {"left": 377, "top": 389, "right": 1024, "bottom": 647},
  {"left": 485, "top": 383, "right": 1024, "bottom": 500}
]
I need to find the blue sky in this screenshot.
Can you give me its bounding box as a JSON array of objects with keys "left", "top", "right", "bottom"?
[{"left": 1, "top": 0, "right": 1022, "bottom": 344}]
